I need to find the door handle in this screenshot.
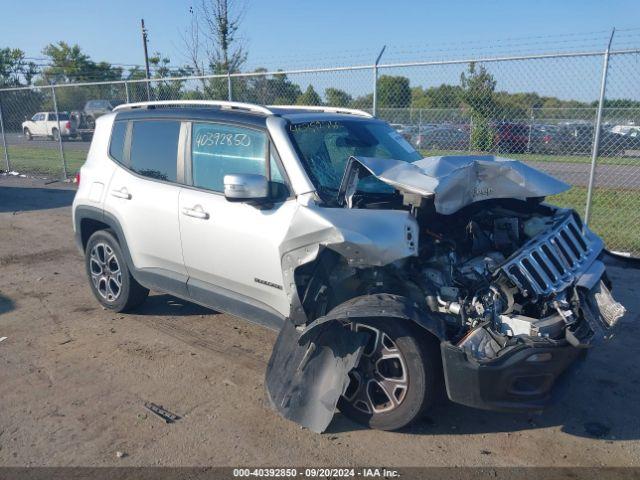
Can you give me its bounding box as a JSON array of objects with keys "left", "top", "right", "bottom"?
[
  {"left": 182, "top": 205, "right": 209, "bottom": 220},
  {"left": 110, "top": 187, "right": 132, "bottom": 200}
]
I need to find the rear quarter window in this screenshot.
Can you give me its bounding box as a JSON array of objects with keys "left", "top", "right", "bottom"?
[
  {"left": 109, "top": 121, "right": 127, "bottom": 164},
  {"left": 129, "top": 120, "right": 181, "bottom": 182}
]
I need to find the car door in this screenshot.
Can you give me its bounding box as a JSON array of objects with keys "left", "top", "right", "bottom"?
[
  {"left": 104, "top": 118, "right": 188, "bottom": 293},
  {"left": 34, "top": 113, "right": 47, "bottom": 136},
  {"left": 179, "top": 121, "right": 296, "bottom": 319},
  {"left": 45, "top": 113, "right": 57, "bottom": 136}
]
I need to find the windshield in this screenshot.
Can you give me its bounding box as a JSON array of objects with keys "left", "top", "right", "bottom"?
[{"left": 288, "top": 119, "right": 421, "bottom": 195}]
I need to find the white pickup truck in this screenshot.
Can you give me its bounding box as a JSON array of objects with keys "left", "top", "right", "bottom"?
[{"left": 22, "top": 112, "right": 76, "bottom": 141}]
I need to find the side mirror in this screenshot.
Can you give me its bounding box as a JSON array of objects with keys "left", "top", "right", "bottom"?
[{"left": 223, "top": 173, "right": 269, "bottom": 204}]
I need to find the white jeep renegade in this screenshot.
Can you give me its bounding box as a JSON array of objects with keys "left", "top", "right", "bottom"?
[{"left": 72, "top": 100, "right": 625, "bottom": 433}]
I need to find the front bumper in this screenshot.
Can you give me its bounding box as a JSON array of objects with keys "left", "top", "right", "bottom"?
[{"left": 441, "top": 341, "right": 582, "bottom": 412}]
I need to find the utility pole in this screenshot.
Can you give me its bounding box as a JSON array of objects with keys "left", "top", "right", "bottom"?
[{"left": 141, "top": 18, "right": 151, "bottom": 100}]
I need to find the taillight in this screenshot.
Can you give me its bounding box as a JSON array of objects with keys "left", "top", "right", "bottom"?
[
  {"left": 543, "top": 135, "right": 551, "bottom": 143},
  {"left": 75, "top": 172, "right": 80, "bottom": 185},
  {"left": 65, "top": 121, "right": 71, "bottom": 129}
]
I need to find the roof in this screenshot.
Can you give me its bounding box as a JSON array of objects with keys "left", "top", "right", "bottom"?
[{"left": 112, "top": 100, "right": 374, "bottom": 125}]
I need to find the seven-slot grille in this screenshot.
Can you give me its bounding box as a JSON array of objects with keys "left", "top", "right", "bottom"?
[{"left": 500, "top": 213, "right": 603, "bottom": 298}]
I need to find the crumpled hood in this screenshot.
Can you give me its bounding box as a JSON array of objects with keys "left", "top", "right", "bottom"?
[{"left": 351, "top": 155, "right": 570, "bottom": 214}]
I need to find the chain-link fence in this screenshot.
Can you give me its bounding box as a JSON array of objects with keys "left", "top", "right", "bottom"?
[{"left": 1, "top": 44, "right": 639, "bottom": 255}]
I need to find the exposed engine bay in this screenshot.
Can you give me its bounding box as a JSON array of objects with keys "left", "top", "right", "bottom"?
[
  {"left": 297, "top": 196, "right": 625, "bottom": 362},
  {"left": 407, "top": 199, "right": 624, "bottom": 360}
]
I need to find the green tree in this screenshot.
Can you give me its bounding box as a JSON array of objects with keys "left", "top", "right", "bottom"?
[
  {"left": 0, "top": 47, "right": 42, "bottom": 131},
  {"left": 239, "top": 69, "right": 301, "bottom": 104},
  {"left": 325, "top": 88, "right": 352, "bottom": 107},
  {"left": 0, "top": 48, "right": 37, "bottom": 87},
  {"left": 411, "top": 84, "right": 463, "bottom": 109},
  {"left": 40, "top": 42, "right": 124, "bottom": 110},
  {"left": 377, "top": 75, "right": 410, "bottom": 108},
  {"left": 183, "top": 0, "right": 247, "bottom": 99},
  {"left": 42, "top": 42, "right": 122, "bottom": 83},
  {"left": 460, "top": 63, "right": 496, "bottom": 151},
  {"left": 296, "top": 85, "right": 322, "bottom": 106}
]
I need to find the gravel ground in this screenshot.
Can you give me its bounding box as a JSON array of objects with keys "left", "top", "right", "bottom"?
[{"left": 1, "top": 176, "right": 639, "bottom": 468}]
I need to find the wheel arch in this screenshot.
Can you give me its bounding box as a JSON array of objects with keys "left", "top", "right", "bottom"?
[
  {"left": 300, "top": 293, "right": 446, "bottom": 343},
  {"left": 75, "top": 205, "right": 133, "bottom": 270}
]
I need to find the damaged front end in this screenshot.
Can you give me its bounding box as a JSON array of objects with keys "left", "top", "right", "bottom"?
[{"left": 266, "top": 155, "right": 627, "bottom": 430}]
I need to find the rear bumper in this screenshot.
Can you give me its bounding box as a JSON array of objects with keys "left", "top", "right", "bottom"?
[{"left": 441, "top": 341, "right": 582, "bottom": 412}]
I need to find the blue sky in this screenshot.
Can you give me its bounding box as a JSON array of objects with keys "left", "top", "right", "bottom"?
[
  {"left": 1, "top": 1, "right": 638, "bottom": 103},
  {"left": 1, "top": 0, "right": 636, "bottom": 69}
]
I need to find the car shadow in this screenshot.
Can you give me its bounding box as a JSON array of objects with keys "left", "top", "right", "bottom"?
[
  {"left": 0, "top": 186, "right": 76, "bottom": 213},
  {"left": 327, "top": 345, "right": 640, "bottom": 440},
  {"left": 0, "top": 293, "right": 15, "bottom": 316}
]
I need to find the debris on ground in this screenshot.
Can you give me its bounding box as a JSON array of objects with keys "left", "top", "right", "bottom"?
[
  {"left": 144, "top": 402, "right": 180, "bottom": 424},
  {"left": 115, "top": 451, "right": 127, "bottom": 458}
]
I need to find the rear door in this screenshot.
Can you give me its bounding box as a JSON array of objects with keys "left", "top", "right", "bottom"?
[
  {"left": 34, "top": 113, "right": 47, "bottom": 136},
  {"left": 104, "top": 118, "right": 188, "bottom": 290},
  {"left": 179, "top": 121, "right": 296, "bottom": 318}
]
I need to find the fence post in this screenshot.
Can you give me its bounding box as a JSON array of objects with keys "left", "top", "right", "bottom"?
[
  {"left": 50, "top": 84, "right": 68, "bottom": 180},
  {"left": 526, "top": 106, "right": 534, "bottom": 153},
  {"left": 227, "top": 71, "right": 233, "bottom": 101},
  {"left": 584, "top": 28, "right": 615, "bottom": 227},
  {"left": 0, "top": 94, "right": 10, "bottom": 172},
  {"left": 125, "top": 81, "right": 130, "bottom": 103},
  {"left": 372, "top": 46, "right": 386, "bottom": 117}
]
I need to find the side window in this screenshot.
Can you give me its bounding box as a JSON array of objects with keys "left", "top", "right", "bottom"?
[
  {"left": 130, "top": 120, "right": 180, "bottom": 182},
  {"left": 192, "top": 122, "right": 285, "bottom": 192},
  {"left": 109, "top": 121, "right": 127, "bottom": 164}
]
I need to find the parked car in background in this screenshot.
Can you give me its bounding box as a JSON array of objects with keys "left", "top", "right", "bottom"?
[
  {"left": 22, "top": 112, "right": 76, "bottom": 141},
  {"left": 554, "top": 124, "right": 630, "bottom": 157},
  {"left": 494, "top": 122, "right": 530, "bottom": 153},
  {"left": 528, "top": 124, "right": 559, "bottom": 154},
  {"left": 412, "top": 124, "right": 469, "bottom": 151},
  {"left": 84, "top": 99, "right": 124, "bottom": 127},
  {"left": 69, "top": 99, "right": 125, "bottom": 141}
]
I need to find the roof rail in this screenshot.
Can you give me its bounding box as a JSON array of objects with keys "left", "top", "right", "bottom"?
[
  {"left": 113, "top": 100, "right": 273, "bottom": 115},
  {"left": 268, "top": 105, "right": 373, "bottom": 118}
]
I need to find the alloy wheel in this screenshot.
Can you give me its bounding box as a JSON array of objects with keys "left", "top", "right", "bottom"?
[
  {"left": 89, "top": 242, "right": 122, "bottom": 302},
  {"left": 342, "top": 323, "right": 409, "bottom": 414}
]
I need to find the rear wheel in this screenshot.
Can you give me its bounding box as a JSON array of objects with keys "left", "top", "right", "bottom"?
[
  {"left": 51, "top": 129, "right": 60, "bottom": 141},
  {"left": 338, "top": 318, "right": 440, "bottom": 431},
  {"left": 85, "top": 229, "right": 149, "bottom": 312}
]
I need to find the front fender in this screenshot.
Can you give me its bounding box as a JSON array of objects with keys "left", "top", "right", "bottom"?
[{"left": 301, "top": 293, "right": 446, "bottom": 342}]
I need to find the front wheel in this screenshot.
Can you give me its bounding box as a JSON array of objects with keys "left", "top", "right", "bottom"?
[
  {"left": 338, "top": 318, "right": 441, "bottom": 431},
  {"left": 85, "top": 229, "right": 149, "bottom": 312},
  {"left": 24, "top": 128, "right": 33, "bottom": 140}
]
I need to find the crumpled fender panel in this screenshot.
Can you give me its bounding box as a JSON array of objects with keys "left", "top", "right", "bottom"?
[
  {"left": 279, "top": 204, "right": 419, "bottom": 325},
  {"left": 265, "top": 294, "right": 444, "bottom": 432},
  {"left": 265, "top": 319, "right": 367, "bottom": 433},
  {"left": 301, "top": 293, "right": 446, "bottom": 341}
]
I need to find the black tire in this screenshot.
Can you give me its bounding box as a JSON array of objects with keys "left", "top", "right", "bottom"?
[
  {"left": 85, "top": 229, "right": 149, "bottom": 312},
  {"left": 51, "top": 129, "right": 60, "bottom": 142},
  {"left": 338, "top": 318, "right": 441, "bottom": 431},
  {"left": 24, "top": 128, "right": 32, "bottom": 140}
]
